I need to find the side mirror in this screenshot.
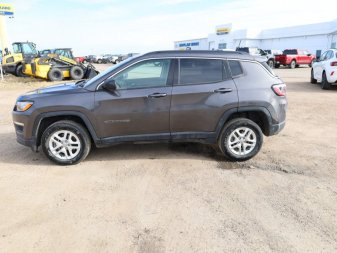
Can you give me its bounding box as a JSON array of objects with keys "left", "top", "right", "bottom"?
[{"left": 102, "top": 79, "right": 117, "bottom": 92}]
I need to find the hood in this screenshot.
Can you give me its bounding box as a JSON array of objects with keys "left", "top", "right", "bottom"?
[{"left": 18, "top": 82, "right": 83, "bottom": 100}]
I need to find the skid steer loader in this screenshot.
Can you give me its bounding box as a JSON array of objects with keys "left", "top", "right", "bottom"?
[
  {"left": 2, "top": 42, "right": 38, "bottom": 77},
  {"left": 23, "top": 48, "right": 99, "bottom": 81}
]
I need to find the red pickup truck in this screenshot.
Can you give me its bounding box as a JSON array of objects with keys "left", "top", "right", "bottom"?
[{"left": 275, "top": 49, "right": 315, "bottom": 69}]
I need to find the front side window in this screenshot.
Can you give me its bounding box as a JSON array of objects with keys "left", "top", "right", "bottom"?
[
  {"left": 113, "top": 59, "right": 171, "bottom": 89},
  {"left": 228, "top": 60, "right": 243, "bottom": 77},
  {"left": 179, "top": 59, "right": 223, "bottom": 85},
  {"left": 320, "top": 51, "right": 327, "bottom": 61}
]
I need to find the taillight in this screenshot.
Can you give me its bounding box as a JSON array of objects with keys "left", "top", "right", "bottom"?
[
  {"left": 272, "top": 84, "right": 286, "bottom": 96},
  {"left": 330, "top": 61, "right": 337, "bottom": 66}
]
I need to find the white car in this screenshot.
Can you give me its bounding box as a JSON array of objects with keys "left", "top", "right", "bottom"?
[{"left": 311, "top": 49, "right": 337, "bottom": 89}]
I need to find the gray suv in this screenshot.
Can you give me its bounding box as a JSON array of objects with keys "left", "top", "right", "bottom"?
[{"left": 12, "top": 50, "right": 287, "bottom": 165}]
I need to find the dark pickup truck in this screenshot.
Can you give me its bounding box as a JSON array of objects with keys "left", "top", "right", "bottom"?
[{"left": 275, "top": 49, "right": 315, "bottom": 69}]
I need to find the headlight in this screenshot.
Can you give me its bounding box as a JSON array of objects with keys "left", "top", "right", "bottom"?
[{"left": 16, "top": 101, "right": 34, "bottom": 112}]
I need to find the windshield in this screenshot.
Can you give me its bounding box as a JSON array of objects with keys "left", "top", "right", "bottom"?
[{"left": 83, "top": 56, "right": 136, "bottom": 88}]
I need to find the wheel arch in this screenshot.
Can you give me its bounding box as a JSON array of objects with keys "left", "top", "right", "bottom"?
[
  {"left": 215, "top": 107, "right": 272, "bottom": 140},
  {"left": 33, "top": 111, "right": 99, "bottom": 147}
]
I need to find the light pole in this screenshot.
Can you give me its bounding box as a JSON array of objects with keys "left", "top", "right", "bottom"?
[{"left": 0, "top": 3, "right": 14, "bottom": 81}]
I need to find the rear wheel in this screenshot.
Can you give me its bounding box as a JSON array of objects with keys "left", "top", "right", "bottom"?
[
  {"left": 274, "top": 63, "right": 280, "bottom": 68},
  {"left": 41, "top": 120, "right": 91, "bottom": 165},
  {"left": 310, "top": 69, "right": 317, "bottom": 84},
  {"left": 267, "top": 59, "right": 274, "bottom": 68},
  {"left": 97, "top": 59, "right": 102, "bottom": 64},
  {"left": 288, "top": 60, "right": 296, "bottom": 69},
  {"left": 321, "top": 72, "right": 331, "bottom": 90},
  {"left": 48, "top": 68, "right": 63, "bottom": 81},
  {"left": 218, "top": 118, "right": 263, "bottom": 161},
  {"left": 70, "top": 66, "right": 84, "bottom": 80},
  {"left": 309, "top": 60, "right": 313, "bottom": 68}
]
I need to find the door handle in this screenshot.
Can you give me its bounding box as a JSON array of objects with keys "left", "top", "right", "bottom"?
[
  {"left": 148, "top": 93, "right": 167, "bottom": 98},
  {"left": 214, "top": 88, "right": 233, "bottom": 94}
]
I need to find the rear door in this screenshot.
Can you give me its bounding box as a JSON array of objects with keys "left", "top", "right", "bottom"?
[{"left": 170, "top": 58, "right": 238, "bottom": 137}]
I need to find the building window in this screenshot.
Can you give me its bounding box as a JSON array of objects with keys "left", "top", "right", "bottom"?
[{"left": 218, "top": 43, "right": 227, "bottom": 50}]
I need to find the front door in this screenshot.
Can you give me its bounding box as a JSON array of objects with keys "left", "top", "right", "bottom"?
[{"left": 94, "top": 59, "right": 173, "bottom": 139}]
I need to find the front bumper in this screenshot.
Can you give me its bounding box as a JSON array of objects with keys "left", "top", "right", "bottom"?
[{"left": 12, "top": 111, "right": 39, "bottom": 152}]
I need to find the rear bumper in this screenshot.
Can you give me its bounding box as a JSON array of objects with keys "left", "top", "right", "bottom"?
[{"left": 268, "top": 121, "right": 286, "bottom": 136}]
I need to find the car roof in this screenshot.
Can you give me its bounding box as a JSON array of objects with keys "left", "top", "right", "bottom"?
[{"left": 140, "top": 50, "right": 258, "bottom": 61}]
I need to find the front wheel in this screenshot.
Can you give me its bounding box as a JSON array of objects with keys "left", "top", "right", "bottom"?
[
  {"left": 15, "top": 65, "right": 27, "bottom": 77},
  {"left": 218, "top": 118, "right": 263, "bottom": 161},
  {"left": 41, "top": 120, "right": 91, "bottom": 165},
  {"left": 70, "top": 66, "right": 84, "bottom": 80},
  {"left": 267, "top": 60, "right": 274, "bottom": 68}
]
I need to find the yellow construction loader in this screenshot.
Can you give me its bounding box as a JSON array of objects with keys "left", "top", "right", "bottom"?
[
  {"left": 23, "top": 48, "right": 98, "bottom": 81},
  {"left": 2, "top": 42, "right": 38, "bottom": 76}
]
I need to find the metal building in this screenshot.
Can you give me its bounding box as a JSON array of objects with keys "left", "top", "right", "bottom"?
[{"left": 174, "top": 20, "right": 337, "bottom": 54}]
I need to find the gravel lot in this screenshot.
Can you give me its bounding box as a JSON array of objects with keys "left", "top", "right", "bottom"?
[{"left": 0, "top": 66, "right": 336, "bottom": 253}]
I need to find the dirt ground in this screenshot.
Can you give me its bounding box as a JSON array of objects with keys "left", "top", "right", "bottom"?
[{"left": 0, "top": 66, "right": 336, "bottom": 253}]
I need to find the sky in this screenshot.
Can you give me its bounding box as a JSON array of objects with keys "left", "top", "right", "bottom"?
[{"left": 4, "top": 0, "right": 337, "bottom": 56}]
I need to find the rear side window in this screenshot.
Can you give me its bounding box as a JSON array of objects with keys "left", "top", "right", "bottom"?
[
  {"left": 283, "top": 49, "right": 297, "bottom": 55},
  {"left": 179, "top": 59, "right": 223, "bottom": 85},
  {"left": 228, "top": 60, "right": 243, "bottom": 77}
]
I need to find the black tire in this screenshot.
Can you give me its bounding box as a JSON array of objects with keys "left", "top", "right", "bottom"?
[
  {"left": 97, "top": 59, "right": 102, "bottom": 64},
  {"left": 41, "top": 120, "right": 91, "bottom": 165},
  {"left": 15, "top": 64, "right": 27, "bottom": 77},
  {"left": 267, "top": 59, "right": 274, "bottom": 68},
  {"left": 288, "top": 60, "right": 296, "bottom": 69},
  {"left": 218, "top": 118, "right": 263, "bottom": 161},
  {"left": 309, "top": 60, "right": 313, "bottom": 68},
  {"left": 47, "top": 68, "right": 63, "bottom": 81},
  {"left": 114, "top": 60, "right": 120, "bottom": 64},
  {"left": 70, "top": 66, "right": 84, "bottom": 80},
  {"left": 274, "top": 63, "right": 280, "bottom": 68},
  {"left": 310, "top": 69, "right": 317, "bottom": 84},
  {"left": 321, "top": 72, "right": 331, "bottom": 90}
]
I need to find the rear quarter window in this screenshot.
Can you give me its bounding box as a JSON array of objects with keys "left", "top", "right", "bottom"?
[
  {"left": 240, "top": 61, "right": 276, "bottom": 82},
  {"left": 228, "top": 60, "right": 243, "bottom": 77}
]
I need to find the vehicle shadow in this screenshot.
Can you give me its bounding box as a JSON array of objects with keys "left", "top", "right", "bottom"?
[
  {"left": 0, "top": 132, "right": 226, "bottom": 166},
  {"left": 287, "top": 81, "right": 337, "bottom": 93},
  {"left": 87, "top": 142, "right": 225, "bottom": 162}
]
